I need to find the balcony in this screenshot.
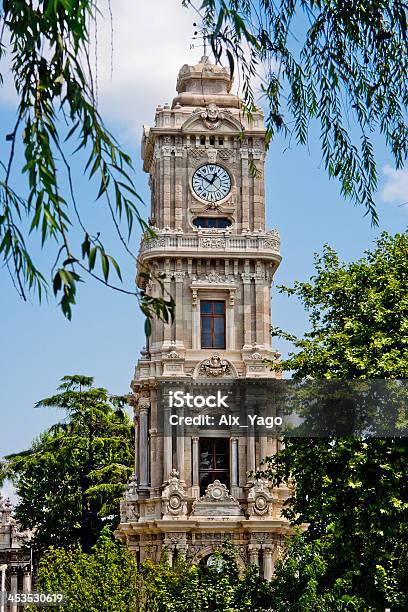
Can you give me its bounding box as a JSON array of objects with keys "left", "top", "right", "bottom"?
[{"left": 139, "top": 230, "right": 281, "bottom": 262}]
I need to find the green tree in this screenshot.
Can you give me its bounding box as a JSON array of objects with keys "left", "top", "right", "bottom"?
[
  {"left": 1, "top": 1, "right": 407, "bottom": 315},
  {"left": 1, "top": 375, "right": 134, "bottom": 553},
  {"left": 139, "top": 544, "right": 273, "bottom": 612},
  {"left": 30, "top": 528, "right": 139, "bottom": 612},
  {"left": 258, "top": 232, "right": 408, "bottom": 609},
  {"left": 269, "top": 532, "right": 368, "bottom": 611},
  {"left": 273, "top": 231, "right": 408, "bottom": 378}
]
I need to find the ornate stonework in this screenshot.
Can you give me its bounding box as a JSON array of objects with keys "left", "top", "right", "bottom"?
[
  {"left": 198, "top": 353, "right": 232, "bottom": 377},
  {"left": 116, "top": 56, "right": 292, "bottom": 579}
]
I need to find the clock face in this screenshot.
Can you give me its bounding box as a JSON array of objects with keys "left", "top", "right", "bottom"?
[{"left": 192, "top": 164, "right": 231, "bottom": 202}]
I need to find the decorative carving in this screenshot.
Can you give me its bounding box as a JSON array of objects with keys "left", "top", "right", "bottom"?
[
  {"left": 166, "top": 350, "right": 181, "bottom": 359},
  {"left": 207, "top": 149, "right": 217, "bottom": 163},
  {"left": 162, "top": 469, "right": 187, "bottom": 518},
  {"left": 247, "top": 481, "right": 274, "bottom": 517},
  {"left": 192, "top": 289, "right": 198, "bottom": 307},
  {"left": 138, "top": 397, "right": 150, "bottom": 410},
  {"left": 199, "top": 353, "right": 231, "bottom": 377},
  {"left": 250, "top": 352, "right": 263, "bottom": 360},
  {"left": 188, "top": 148, "right": 206, "bottom": 159},
  {"left": 172, "top": 271, "right": 185, "bottom": 282},
  {"left": 202, "top": 480, "right": 233, "bottom": 502},
  {"left": 192, "top": 480, "right": 244, "bottom": 516},
  {"left": 125, "top": 474, "right": 138, "bottom": 501},
  {"left": 145, "top": 236, "right": 165, "bottom": 249},
  {"left": 200, "top": 103, "right": 222, "bottom": 130},
  {"left": 201, "top": 237, "right": 226, "bottom": 249},
  {"left": 217, "top": 149, "right": 235, "bottom": 160},
  {"left": 193, "top": 271, "right": 235, "bottom": 284}
]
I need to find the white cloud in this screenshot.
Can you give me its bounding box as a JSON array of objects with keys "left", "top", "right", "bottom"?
[
  {"left": 0, "top": 0, "right": 268, "bottom": 141},
  {"left": 381, "top": 164, "right": 408, "bottom": 208},
  {"left": 0, "top": 0, "right": 199, "bottom": 138},
  {"left": 93, "top": 0, "right": 199, "bottom": 140}
]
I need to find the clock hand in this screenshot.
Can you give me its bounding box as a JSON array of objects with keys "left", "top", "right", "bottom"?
[{"left": 197, "top": 174, "right": 213, "bottom": 185}]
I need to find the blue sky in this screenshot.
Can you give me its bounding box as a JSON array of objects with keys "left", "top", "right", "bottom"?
[{"left": 1, "top": 0, "right": 407, "bottom": 500}]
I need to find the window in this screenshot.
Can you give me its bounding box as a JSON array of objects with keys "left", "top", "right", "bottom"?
[
  {"left": 209, "top": 136, "right": 215, "bottom": 145},
  {"left": 218, "top": 137, "right": 224, "bottom": 146},
  {"left": 199, "top": 438, "right": 230, "bottom": 495},
  {"left": 201, "top": 300, "right": 226, "bottom": 349},
  {"left": 193, "top": 217, "right": 231, "bottom": 229},
  {"left": 200, "top": 136, "right": 206, "bottom": 145}
]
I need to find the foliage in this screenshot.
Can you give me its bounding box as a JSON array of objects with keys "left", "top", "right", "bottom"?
[
  {"left": 1, "top": 1, "right": 408, "bottom": 316},
  {"left": 0, "top": 0, "right": 174, "bottom": 323},
  {"left": 0, "top": 375, "right": 133, "bottom": 553},
  {"left": 269, "top": 532, "right": 368, "bottom": 611},
  {"left": 260, "top": 439, "right": 408, "bottom": 609},
  {"left": 139, "top": 544, "right": 273, "bottom": 612},
  {"left": 28, "top": 528, "right": 139, "bottom": 612},
  {"left": 197, "top": 0, "right": 408, "bottom": 223},
  {"left": 272, "top": 231, "right": 408, "bottom": 378},
  {"left": 29, "top": 539, "right": 275, "bottom": 612},
  {"left": 255, "top": 232, "right": 408, "bottom": 608}
]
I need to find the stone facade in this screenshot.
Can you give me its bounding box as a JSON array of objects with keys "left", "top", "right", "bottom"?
[
  {"left": 115, "top": 56, "right": 291, "bottom": 579},
  {"left": 0, "top": 494, "right": 32, "bottom": 611}
]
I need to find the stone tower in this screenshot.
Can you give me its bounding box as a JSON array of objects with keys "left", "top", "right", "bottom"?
[{"left": 116, "top": 56, "right": 291, "bottom": 579}]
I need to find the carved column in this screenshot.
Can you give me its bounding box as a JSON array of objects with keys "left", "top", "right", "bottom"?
[
  {"left": 163, "top": 405, "right": 172, "bottom": 484},
  {"left": 176, "top": 543, "right": 188, "bottom": 560},
  {"left": 230, "top": 437, "right": 239, "bottom": 496},
  {"left": 242, "top": 267, "right": 252, "bottom": 348},
  {"left": 174, "top": 269, "right": 185, "bottom": 347},
  {"left": 241, "top": 145, "right": 249, "bottom": 229},
  {"left": 163, "top": 538, "right": 174, "bottom": 567},
  {"left": 247, "top": 426, "right": 256, "bottom": 478},
  {"left": 248, "top": 544, "right": 260, "bottom": 567},
  {"left": 10, "top": 567, "right": 18, "bottom": 612},
  {"left": 192, "top": 436, "right": 200, "bottom": 498},
  {"left": 255, "top": 265, "right": 265, "bottom": 346},
  {"left": 259, "top": 435, "right": 267, "bottom": 469},
  {"left": 177, "top": 434, "right": 185, "bottom": 483},
  {"left": 22, "top": 566, "right": 31, "bottom": 593},
  {"left": 163, "top": 260, "right": 172, "bottom": 346},
  {"left": 139, "top": 399, "right": 150, "bottom": 490},
  {"left": 263, "top": 546, "right": 274, "bottom": 581},
  {"left": 227, "top": 288, "right": 236, "bottom": 350},
  {"left": 134, "top": 414, "right": 139, "bottom": 482},
  {"left": 191, "top": 289, "right": 199, "bottom": 350},
  {"left": 0, "top": 564, "right": 6, "bottom": 612},
  {"left": 162, "top": 146, "right": 171, "bottom": 227}
]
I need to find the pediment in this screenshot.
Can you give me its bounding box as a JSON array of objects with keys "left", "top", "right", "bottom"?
[{"left": 181, "top": 105, "right": 244, "bottom": 133}]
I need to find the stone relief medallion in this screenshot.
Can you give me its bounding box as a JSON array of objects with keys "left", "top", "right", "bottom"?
[
  {"left": 199, "top": 353, "right": 231, "bottom": 377},
  {"left": 168, "top": 493, "right": 183, "bottom": 512},
  {"left": 254, "top": 494, "right": 269, "bottom": 515},
  {"left": 162, "top": 469, "right": 187, "bottom": 517},
  {"left": 247, "top": 481, "right": 274, "bottom": 517}
]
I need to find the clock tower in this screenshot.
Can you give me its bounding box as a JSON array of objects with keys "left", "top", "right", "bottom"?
[{"left": 116, "top": 56, "right": 291, "bottom": 578}]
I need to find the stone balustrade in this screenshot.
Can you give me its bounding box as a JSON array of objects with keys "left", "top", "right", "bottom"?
[{"left": 140, "top": 230, "right": 280, "bottom": 260}]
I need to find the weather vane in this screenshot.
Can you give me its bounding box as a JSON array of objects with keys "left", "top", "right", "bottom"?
[{"left": 191, "top": 21, "right": 209, "bottom": 55}]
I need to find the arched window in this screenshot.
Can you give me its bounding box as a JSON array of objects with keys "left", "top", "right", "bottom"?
[{"left": 193, "top": 217, "right": 231, "bottom": 229}]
